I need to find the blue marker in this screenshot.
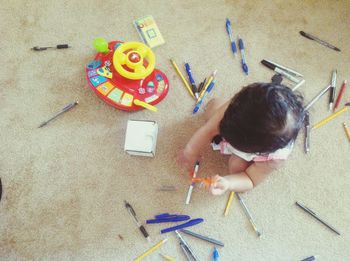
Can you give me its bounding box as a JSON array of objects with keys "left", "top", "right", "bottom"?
[
  {"left": 193, "top": 71, "right": 217, "bottom": 114},
  {"left": 300, "top": 256, "right": 316, "bottom": 261},
  {"left": 213, "top": 247, "right": 219, "bottom": 261},
  {"left": 238, "top": 35, "right": 249, "bottom": 75},
  {"left": 160, "top": 218, "right": 204, "bottom": 234},
  {"left": 225, "top": 18, "right": 237, "bottom": 56},
  {"left": 185, "top": 63, "right": 198, "bottom": 98}
]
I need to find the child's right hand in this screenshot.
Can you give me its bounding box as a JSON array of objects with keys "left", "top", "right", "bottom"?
[
  {"left": 210, "top": 175, "right": 230, "bottom": 195},
  {"left": 177, "top": 149, "right": 201, "bottom": 171}
]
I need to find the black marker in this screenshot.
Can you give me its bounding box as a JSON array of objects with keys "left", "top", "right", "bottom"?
[
  {"left": 299, "top": 31, "right": 340, "bottom": 52},
  {"left": 124, "top": 200, "right": 150, "bottom": 241},
  {"left": 31, "top": 44, "right": 70, "bottom": 51},
  {"left": 304, "top": 111, "right": 310, "bottom": 154},
  {"left": 329, "top": 70, "right": 337, "bottom": 111},
  {"left": 0, "top": 177, "right": 2, "bottom": 202}
]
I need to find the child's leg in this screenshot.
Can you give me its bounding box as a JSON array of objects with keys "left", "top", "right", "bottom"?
[
  {"left": 204, "top": 98, "right": 225, "bottom": 121},
  {"left": 228, "top": 155, "right": 250, "bottom": 174}
]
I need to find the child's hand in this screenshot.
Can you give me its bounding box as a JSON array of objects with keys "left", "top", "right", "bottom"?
[
  {"left": 210, "top": 175, "right": 230, "bottom": 195},
  {"left": 177, "top": 149, "right": 201, "bottom": 171}
]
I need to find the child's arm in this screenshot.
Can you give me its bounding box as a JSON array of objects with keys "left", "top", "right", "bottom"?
[
  {"left": 178, "top": 101, "right": 229, "bottom": 170},
  {"left": 210, "top": 160, "right": 284, "bottom": 194}
]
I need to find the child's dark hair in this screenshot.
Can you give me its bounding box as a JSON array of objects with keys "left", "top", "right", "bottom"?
[{"left": 219, "top": 82, "right": 305, "bottom": 154}]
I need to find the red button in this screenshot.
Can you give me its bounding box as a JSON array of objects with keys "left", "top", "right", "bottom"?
[{"left": 128, "top": 52, "right": 141, "bottom": 63}]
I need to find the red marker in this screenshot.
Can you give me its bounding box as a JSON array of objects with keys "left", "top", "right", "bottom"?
[{"left": 334, "top": 80, "right": 347, "bottom": 111}]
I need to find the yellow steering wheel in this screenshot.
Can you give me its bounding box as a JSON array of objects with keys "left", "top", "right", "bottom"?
[{"left": 113, "top": 42, "right": 155, "bottom": 80}]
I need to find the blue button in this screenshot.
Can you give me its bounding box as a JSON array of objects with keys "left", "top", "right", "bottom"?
[
  {"left": 90, "top": 76, "right": 107, "bottom": 87},
  {"left": 87, "top": 60, "right": 102, "bottom": 70}
]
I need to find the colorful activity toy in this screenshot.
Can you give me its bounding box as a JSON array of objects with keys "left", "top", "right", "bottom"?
[{"left": 86, "top": 38, "right": 169, "bottom": 111}]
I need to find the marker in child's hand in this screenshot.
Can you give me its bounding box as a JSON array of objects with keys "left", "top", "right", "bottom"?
[
  {"left": 185, "top": 161, "right": 200, "bottom": 204},
  {"left": 191, "top": 176, "right": 217, "bottom": 189}
]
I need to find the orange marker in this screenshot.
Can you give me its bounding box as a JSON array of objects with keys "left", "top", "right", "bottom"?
[{"left": 191, "top": 177, "right": 216, "bottom": 189}]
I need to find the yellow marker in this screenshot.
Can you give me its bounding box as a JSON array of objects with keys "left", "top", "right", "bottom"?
[
  {"left": 134, "top": 238, "right": 168, "bottom": 261},
  {"left": 160, "top": 253, "right": 176, "bottom": 261},
  {"left": 343, "top": 123, "right": 350, "bottom": 142},
  {"left": 312, "top": 104, "right": 349, "bottom": 130},
  {"left": 224, "top": 191, "right": 235, "bottom": 216},
  {"left": 198, "top": 70, "right": 217, "bottom": 101},
  {"left": 170, "top": 58, "right": 195, "bottom": 98},
  {"left": 134, "top": 99, "right": 158, "bottom": 112}
]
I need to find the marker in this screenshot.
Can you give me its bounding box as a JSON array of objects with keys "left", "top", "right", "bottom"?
[
  {"left": 185, "top": 161, "right": 200, "bottom": 204},
  {"left": 197, "top": 78, "right": 207, "bottom": 94},
  {"left": 0, "top": 177, "right": 2, "bottom": 203},
  {"left": 343, "top": 123, "right": 350, "bottom": 142},
  {"left": 334, "top": 80, "right": 347, "bottom": 111},
  {"left": 261, "top": 60, "right": 300, "bottom": 83},
  {"left": 175, "top": 230, "right": 199, "bottom": 261},
  {"left": 224, "top": 191, "right": 235, "bottom": 216},
  {"left": 299, "top": 31, "right": 341, "bottom": 52},
  {"left": 38, "top": 100, "right": 79, "bottom": 128},
  {"left": 312, "top": 103, "right": 350, "bottom": 130},
  {"left": 134, "top": 238, "right": 168, "bottom": 261},
  {"left": 292, "top": 79, "right": 306, "bottom": 91},
  {"left": 300, "top": 255, "right": 317, "bottom": 261},
  {"left": 157, "top": 185, "right": 177, "bottom": 191},
  {"left": 159, "top": 253, "right": 176, "bottom": 261},
  {"left": 161, "top": 218, "right": 204, "bottom": 234},
  {"left": 213, "top": 247, "right": 219, "bottom": 261},
  {"left": 180, "top": 229, "right": 225, "bottom": 247},
  {"left": 295, "top": 201, "right": 340, "bottom": 235},
  {"left": 304, "top": 85, "right": 331, "bottom": 111},
  {"left": 193, "top": 76, "right": 217, "bottom": 114},
  {"left": 185, "top": 63, "right": 198, "bottom": 99},
  {"left": 329, "top": 70, "right": 337, "bottom": 111},
  {"left": 304, "top": 111, "right": 310, "bottom": 154},
  {"left": 236, "top": 193, "right": 261, "bottom": 237},
  {"left": 225, "top": 18, "right": 237, "bottom": 56},
  {"left": 124, "top": 200, "right": 150, "bottom": 241},
  {"left": 31, "top": 44, "right": 70, "bottom": 51},
  {"left": 238, "top": 35, "right": 248, "bottom": 75},
  {"left": 170, "top": 58, "right": 195, "bottom": 98},
  {"left": 262, "top": 59, "right": 303, "bottom": 77},
  {"left": 198, "top": 70, "right": 217, "bottom": 101}
]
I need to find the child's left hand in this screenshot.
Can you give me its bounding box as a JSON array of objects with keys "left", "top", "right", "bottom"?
[{"left": 210, "top": 175, "right": 230, "bottom": 196}]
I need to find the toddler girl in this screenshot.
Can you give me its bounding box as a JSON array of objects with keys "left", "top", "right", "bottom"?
[{"left": 178, "top": 83, "right": 305, "bottom": 195}]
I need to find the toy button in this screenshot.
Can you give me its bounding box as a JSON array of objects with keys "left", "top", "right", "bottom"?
[
  {"left": 156, "top": 74, "right": 164, "bottom": 81},
  {"left": 87, "top": 60, "right": 102, "bottom": 70},
  {"left": 97, "top": 66, "right": 113, "bottom": 79},
  {"left": 87, "top": 69, "right": 98, "bottom": 78},
  {"left": 90, "top": 75, "right": 107, "bottom": 87},
  {"left": 138, "top": 87, "right": 146, "bottom": 94},
  {"left": 114, "top": 42, "right": 122, "bottom": 50},
  {"left": 147, "top": 81, "right": 155, "bottom": 87},
  {"left": 128, "top": 52, "right": 141, "bottom": 63},
  {"left": 96, "top": 82, "right": 114, "bottom": 95}
]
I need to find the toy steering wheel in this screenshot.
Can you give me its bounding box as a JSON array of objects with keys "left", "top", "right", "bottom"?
[{"left": 113, "top": 42, "right": 155, "bottom": 80}]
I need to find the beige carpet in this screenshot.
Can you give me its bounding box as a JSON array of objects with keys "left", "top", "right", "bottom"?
[{"left": 1, "top": 0, "right": 350, "bottom": 260}]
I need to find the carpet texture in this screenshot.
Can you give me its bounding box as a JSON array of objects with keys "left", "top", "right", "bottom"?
[{"left": 1, "top": 0, "right": 350, "bottom": 260}]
